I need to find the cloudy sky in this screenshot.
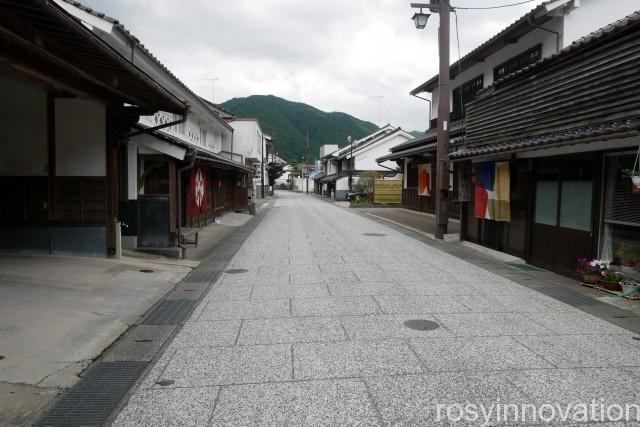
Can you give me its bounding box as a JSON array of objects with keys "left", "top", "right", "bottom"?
[{"left": 81, "top": 0, "right": 544, "bottom": 131}]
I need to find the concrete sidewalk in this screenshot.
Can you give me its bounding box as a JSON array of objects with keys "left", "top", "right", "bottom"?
[
  {"left": 112, "top": 192, "right": 640, "bottom": 426},
  {"left": 0, "top": 253, "right": 191, "bottom": 425},
  {"left": 357, "top": 206, "right": 460, "bottom": 238}
]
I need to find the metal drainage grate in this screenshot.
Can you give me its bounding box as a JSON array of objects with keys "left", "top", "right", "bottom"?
[
  {"left": 35, "top": 361, "right": 148, "bottom": 427},
  {"left": 140, "top": 299, "right": 195, "bottom": 325},
  {"left": 156, "top": 379, "right": 175, "bottom": 386},
  {"left": 536, "top": 285, "right": 597, "bottom": 307},
  {"left": 403, "top": 319, "right": 440, "bottom": 331},
  {"left": 184, "top": 269, "right": 220, "bottom": 283},
  {"left": 225, "top": 268, "right": 249, "bottom": 274},
  {"left": 362, "top": 233, "right": 387, "bottom": 237}
]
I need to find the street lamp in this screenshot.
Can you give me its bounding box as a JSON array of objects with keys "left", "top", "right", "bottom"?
[
  {"left": 411, "top": 0, "right": 450, "bottom": 239},
  {"left": 411, "top": 7, "right": 430, "bottom": 29}
]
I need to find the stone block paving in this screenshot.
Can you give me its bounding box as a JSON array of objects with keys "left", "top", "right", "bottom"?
[{"left": 114, "top": 193, "right": 640, "bottom": 426}]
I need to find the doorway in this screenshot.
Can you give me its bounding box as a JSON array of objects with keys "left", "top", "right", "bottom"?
[{"left": 529, "top": 155, "right": 596, "bottom": 275}]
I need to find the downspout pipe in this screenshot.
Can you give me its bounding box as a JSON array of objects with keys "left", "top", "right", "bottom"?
[
  {"left": 411, "top": 93, "right": 432, "bottom": 131},
  {"left": 177, "top": 149, "right": 196, "bottom": 251},
  {"left": 527, "top": 15, "right": 561, "bottom": 53}
]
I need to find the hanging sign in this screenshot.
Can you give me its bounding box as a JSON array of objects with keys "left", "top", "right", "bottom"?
[
  {"left": 188, "top": 167, "right": 208, "bottom": 216},
  {"left": 418, "top": 163, "right": 432, "bottom": 196}
]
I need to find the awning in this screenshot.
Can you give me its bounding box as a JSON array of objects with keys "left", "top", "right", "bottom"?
[
  {"left": 0, "top": 0, "right": 185, "bottom": 113},
  {"left": 449, "top": 118, "right": 640, "bottom": 160},
  {"left": 133, "top": 133, "right": 187, "bottom": 160},
  {"left": 377, "top": 143, "right": 436, "bottom": 162}
]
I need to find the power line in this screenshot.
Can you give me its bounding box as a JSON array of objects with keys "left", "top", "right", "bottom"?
[{"left": 451, "top": 0, "right": 536, "bottom": 10}]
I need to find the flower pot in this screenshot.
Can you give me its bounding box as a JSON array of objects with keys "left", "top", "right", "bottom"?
[
  {"left": 632, "top": 176, "right": 640, "bottom": 187},
  {"left": 581, "top": 274, "right": 600, "bottom": 284},
  {"left": 599, "top": 280, "right": 622, "bottom": 292}
]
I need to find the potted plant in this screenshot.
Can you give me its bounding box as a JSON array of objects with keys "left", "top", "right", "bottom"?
[
  {"left": 622, "top": 168, "right": 640, "bottom": 191},
  {"left": 577, "top": 258, "right": 607, "bottom": 284},
  {"left": 599, "top": 270, "right": 625, "bottom": 292}
]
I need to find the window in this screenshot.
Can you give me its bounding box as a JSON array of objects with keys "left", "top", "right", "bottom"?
[
  {"left": 452, "top": 75, "right": 484, "bottom": 121},
  {"left": 493, "top": 44, "right": 542, "bottom": 82}
]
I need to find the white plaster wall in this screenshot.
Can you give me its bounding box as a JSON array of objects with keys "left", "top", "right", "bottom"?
[
  {"left": 353, "top": 133, "right": 411, "bottom": 171},
  {"left": 563, "top": 0, "right": 639, "bottom": 46},
  {"left": 55, "top": 99, "right": 106, "bottom": 176},
  {"left": 431, "top": 20, "right": 563, "bottom": 120},
  {"left": 336, "top": 176, "right": 350, "bottom": 191},
  {"left": 0, "top": 74, "right": 48, "bottom": 176},
  {"left": 229, "top": 120, "right": 262, "bottom": 162}
]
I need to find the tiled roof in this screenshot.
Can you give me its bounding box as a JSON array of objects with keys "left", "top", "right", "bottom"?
[
  {"left": 449, "top": 118, "right": 640, "bottom": 160},
  {"left": 389, "top": 120, "right": 465, "bottom": 153},
  {"left": 60, "top": 0, "right": 230, "bottom": 127}
]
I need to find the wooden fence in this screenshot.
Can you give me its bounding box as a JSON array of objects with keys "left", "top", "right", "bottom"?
[{"left": 373, "top": 179, "right": 402, "bottom": 204}]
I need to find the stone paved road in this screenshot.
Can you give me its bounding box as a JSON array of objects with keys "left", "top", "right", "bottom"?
[{"left": 113, "top": 192, "right": 640, "bottom": 426}]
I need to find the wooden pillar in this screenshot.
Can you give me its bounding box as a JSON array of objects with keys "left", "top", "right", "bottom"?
[{"left": 105, "top": 108, "right": 119, "bottom": 256}]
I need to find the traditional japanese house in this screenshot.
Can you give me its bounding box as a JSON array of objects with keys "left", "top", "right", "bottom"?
[
  {"left": 451, "top": 11, "right": 640, "bottom": 277},
  {"left": 380, "top": 0, "right": 638, "bottom": 235},
  {"left": 320, "top": 126, "right": 411, "bottom": 201},
  {"left": 57, "top": 0, "right": 253, "bottom": 253},
  {"left": 0, "top": 0, "right": 185, "bottom": 256}
]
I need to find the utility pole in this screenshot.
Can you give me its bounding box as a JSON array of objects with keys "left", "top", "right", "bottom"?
[
  {"left": 410, "top": 0, "right": 450, "bottom": 239},
  {"left": 347, "top": 136, "right": 353, "bottom": 191},
  {"left": 435, "top": 0, "right": 450, "bottom": 239},
  {"left": 305, "top": 131, "right": 309, "bottom": 195},
  {"left": 261, "top": 134, "right": 265, "bottom": 198}
]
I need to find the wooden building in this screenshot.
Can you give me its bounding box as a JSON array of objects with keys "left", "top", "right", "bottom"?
[
  {"left": 451, "top": 11, "right": 640, "bottom": 276},
  {"left": 0, "top": 0, "right": 185, "bottom": 256}
]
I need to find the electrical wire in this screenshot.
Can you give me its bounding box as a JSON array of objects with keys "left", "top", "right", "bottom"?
[{"left": 451, "top": 0, "right": 536, "bottom": 10}]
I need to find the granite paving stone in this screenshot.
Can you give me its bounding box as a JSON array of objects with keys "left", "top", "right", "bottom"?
[
  {"left": 155, "top": 344, "right": 292, "bottom": 387},
  {"left": 250, "top": 284, "right": 330, "bottom": 299},
  {"left": 112, "top": 386, "right": 219, "bottom": 426},
  {"left": 375, "top": 295, "right": 471, "bottom": 314},
  {"left": 198, "top": 299, "right": 290, "bottom": 320},
  {"left": 237, "top": 317, "right": 346, "bottom": 345},
  {"left": 522, "top": 312, "right": 634, "bottom": 335},
  {"left": 513, "top": 335, "right": 640, "bottom": 368},
  {"left": 291, "top": 296, "right": 379, "bottom": 316},
  {"left": 365, "top": 371, "right": 530, "bottom": 426},
  {"left": 209, "top": 379, "right": 381, "bottom": 426},
  {"left": 433, "top": 312, "right": 554, "bottom": 336},
  {"left": 409, "top": 336, "right": 556, "bottom": 371},
  {"left": 294, "top": 339, "right": 423, "bottom": 380},
  {"left": 170, "top": 320, "right": 241, "bottom": 348}
]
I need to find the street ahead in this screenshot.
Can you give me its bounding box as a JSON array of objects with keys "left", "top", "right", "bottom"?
[{"left": 113, "top": 192, "right": 640, "bottom": 426}]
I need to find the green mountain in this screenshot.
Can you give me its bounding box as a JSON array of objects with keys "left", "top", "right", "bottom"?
[{"left": 220, "top": 95, "right": 378, "bottom": 162}]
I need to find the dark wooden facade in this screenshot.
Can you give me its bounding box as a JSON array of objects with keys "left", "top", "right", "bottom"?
[{"left": 453, "top": 11, "right": 640, "bottom": 276}]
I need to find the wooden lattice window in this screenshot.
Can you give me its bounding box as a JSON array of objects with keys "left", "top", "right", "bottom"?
[{"left": 493, "top": 44, "right": 542, "bottom": 82}]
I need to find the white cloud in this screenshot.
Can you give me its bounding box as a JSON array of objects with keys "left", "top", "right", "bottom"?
[{"left": 80, "top": 0, "right": 545, "bottom": 131}]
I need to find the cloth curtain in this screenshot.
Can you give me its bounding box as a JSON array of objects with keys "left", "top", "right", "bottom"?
[{"left": 474, "top": 161, "right": 510, "bottom": 222}]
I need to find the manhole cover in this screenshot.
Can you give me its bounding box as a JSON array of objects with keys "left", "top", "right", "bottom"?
[
  {"left": 0, "top": 355, "right": 5, "bottom": 360},
  {"left": 403, "top": 319, "right": 440, "bottom": 331},
  {"left": 225, "top": 268, "right": 249, "bottom": 274},
  {"left": 139, "top": 269, "right": 155, "bottom": 273},
  {"left": 156, "top": 379, "right": 175, "bottom": 386},
  {"left": 633, "top": 336, "right": 640, "bottom": 341},
  {"left": 362, "top": 233, "right": 386, "bottom": 237}
]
